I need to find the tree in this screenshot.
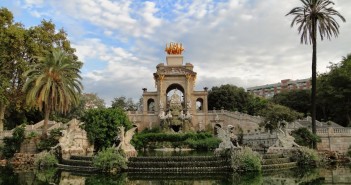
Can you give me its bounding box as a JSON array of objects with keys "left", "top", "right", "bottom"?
[
  {"left": 260, "top": 103, "right": 303, "bottom": 132},
  {"left": 208, "top": 84, "right": 249, "bottom": 112},
  {"left": 0, "top": 8, "right": 27, "bottom": 131},
  {"left": 316, "top": 54, "right": 351, "bottom": 126},
  {"left": 81, "top": 108, "right": 132, "bottom": 151},
  {"left": 271, "top": 90, "right": 310, "bottom": 116},
  {"left": 286, "top": 0, "right": 345, "bottom": 139},
  {"left": 22, "top": 48, "right": 83, "bottom": 136},
  {"left": 111, "top": 96, "right": 137, "bottom": 111}
]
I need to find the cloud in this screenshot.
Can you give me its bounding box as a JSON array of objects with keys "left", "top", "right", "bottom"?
[{"left": 9, "top": 0, "right": 351, "bottom": 104}]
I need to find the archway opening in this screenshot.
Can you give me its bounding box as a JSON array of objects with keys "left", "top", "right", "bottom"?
[
  {"left": 147, "top": 98, "right": 155, "bottom": 112},
  {"left": 171, "top": 125, "right": 181, "bottom": 132},
  {"left": 166, "top": 84, "right": 185, "bottom": 108},
  {"left": 196, "top": 98, "right": 203, "bottom": 112}
]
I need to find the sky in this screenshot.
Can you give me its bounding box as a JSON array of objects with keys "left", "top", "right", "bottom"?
[{"left": 1, "top": 0, "right": 350, "bottom": 106}]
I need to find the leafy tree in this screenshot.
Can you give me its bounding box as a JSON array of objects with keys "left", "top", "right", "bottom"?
[
  {"left": 0, "top": 8, "right": 27, "bottom": 131},
  {"left": 286, "top": 0, "right": 345, "bottom": 142},
  {"left": 291, "top": 127, "right": 320, "bottom": 148},
  {"left": 111, "top": 96, "right": 137, "bottom": 111},
  {"left": 208, "top": 84, "right": 249, "bottom": 112},
  {"left": 271, "top": 90, "right": 310, "bottom": 116},
  {"left": 81, "top": 108, "right": 132, "bottom": 151},
  {"left": 246, "top": 95, "right": 268, "bottom": 116},
  {"left": 316, "top": 55, "right": 351, "bottom": 126},
  {"left": 22, "top": 48, "right": 83, "bottom": 136},
  {"left": 260, "top": 103, "right": 303, "bottom": 132}
]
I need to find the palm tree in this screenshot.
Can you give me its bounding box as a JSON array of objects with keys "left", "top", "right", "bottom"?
[
  {"left": 286, "top": 0, "right": 345, "bottom": 147},
  {"left": 23, "top": 48, "right": 83, "bottom": 136}
]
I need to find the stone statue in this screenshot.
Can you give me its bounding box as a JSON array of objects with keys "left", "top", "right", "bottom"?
[
  {"left": 215, "top": 125, "right": 240, "bottom": 153},
  {"left": 53, "top": 119, "right": 94, "bottom": 160},
  {"left": 115, "top": 126, "right": 138, "bottom": 157},
  {"left": 170, "top": 89, "right": 181, "bottom": 104},
  {"left": 267, "top": 123, "right": 300, "bottom": 153}
]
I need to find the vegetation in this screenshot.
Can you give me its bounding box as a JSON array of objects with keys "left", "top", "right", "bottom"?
[
  {"left": 291, "top": 128, "right": 320, "bottom": 148},
  {"left": 131, "top": 129, "right": 221, "bottom": 151},
  {"left": 81, "top": 108, "right": 132, "bottom": 151},
  {"left": 22, "top": 48, "right": 83, "bottom": 137},
  {"left": 231, "top": 147, "right": 262, "bottom": 172},
  {"left": 2, "top": 124, "right": 26, "bottom": 159},
  {"left": 286, "top": 0, "right": 345, "bottom": 143},
  {"left": 34, "top": 151, "right": 58, "bottom": 168},
  {"left": 293, "top": 147, "right": 320, "bottom": 166},
  {"left": 92, "top": 147, "right": 127, "bottom": 172},
  {"left": 272, "top": 90, "right": 310, "bottom": 116},
  {"left": 37, "top": 128, "right": 63, "bottom": 151},
  {"left": 259, "top": 103, "right": 303, "bottom": 132},
  {"left": 0, "top": 8, "right": 79, "bottom": 131},
  {"left": 111, "top": 96, "right": 140, "bottom": 111}
]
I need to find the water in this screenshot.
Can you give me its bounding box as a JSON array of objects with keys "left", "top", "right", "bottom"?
[{"left": 1, "top": 165, "right": 351, "bottom": 185}]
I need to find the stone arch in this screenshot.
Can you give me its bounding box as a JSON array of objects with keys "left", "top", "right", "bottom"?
[
  {"left": 147, "top": 98, "right": 155, "bottom": 112},
  {"left": 166, "top": 83, "right": 185, "bottom": 104},
  {"left": 196, "top": 98, "right": 204, "bottom": 112}
]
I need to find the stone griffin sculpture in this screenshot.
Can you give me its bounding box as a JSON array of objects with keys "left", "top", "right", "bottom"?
[
  {"left": 52, "top": 119, "right": 94, "bottom": 160},
  {"left": 215, "top": 125, "right": 240, "bottom": 153},
  {"left": 114, "top": 126, "right": 138, "bottom": 157},
  {"left": 267, "top": 123, "right": 300, "bottom": 153},
  {"left": 165, "top": 42, "right": 184, "bottom": 55}
]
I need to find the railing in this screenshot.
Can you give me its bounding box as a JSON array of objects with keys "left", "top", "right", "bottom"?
[{"left": 316, "top": 127, "right": 351, "bottom": 136}]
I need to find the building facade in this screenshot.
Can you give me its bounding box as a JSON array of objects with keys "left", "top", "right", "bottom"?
[{"left": 247, "top": 78, "right": 311, "bottom": 98}]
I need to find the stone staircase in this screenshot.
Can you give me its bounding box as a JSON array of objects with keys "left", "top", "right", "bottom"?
[
  {"left": 126, "top": 156, "right": 231, "bottom": 173},
  {"left": 57, "top": 155, "right": 99, "bottom": 172},
  {"left": 261, "top": 153, "right": 297, "bottom": 171}
]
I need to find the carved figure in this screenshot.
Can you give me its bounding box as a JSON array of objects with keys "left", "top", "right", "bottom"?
[
  {"left": 165, "top": 42, "right": 184, "bottom": 55},
  {"left": 115, "top": 126, "right": 138, "bottom": 157},
  {"left": 215, "top": 125, "right": 240, "bottom": 151}
]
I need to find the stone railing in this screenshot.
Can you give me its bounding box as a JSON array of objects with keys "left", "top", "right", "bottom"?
[{"left": 316, "top": 127, "right": 351, "bottom": 136}]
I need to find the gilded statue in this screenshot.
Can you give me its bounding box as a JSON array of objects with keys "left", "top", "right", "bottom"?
[{"left": 165, "top": 42, "right": 184, "bottom": 55}]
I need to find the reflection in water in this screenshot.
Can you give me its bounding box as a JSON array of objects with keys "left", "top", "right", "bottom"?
[{"left": 1, "top": 165, "right": 351, "bottom": 184}]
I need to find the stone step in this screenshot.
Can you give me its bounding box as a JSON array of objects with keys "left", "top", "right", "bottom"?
[
  {"left": 127, "top": 172, "right": 230, "bottom": 180},
  {"left": 61, "top": 159, "right": 93, "bottom": 167},
  {"left": 126, "top": 166, "right": 231, "bottom": 173},
  {"left": 262, "top": 162, "right": 297, "bottom": 170},
  {"left": 262, "top": 153, "right": 285, "bottom": 159},
  {"left": 128, "top": 160, "right": 228, "bottom": 168},
  {"left": 70, "top": 155, "right": 94, "bottom": 161},
  {"left": 129, "top": 156, "right": 223, "bottom": 162},
  {"left": 57, "top": 164, "right": 99, "bottom": 172},
  {"left": 262, "top": 157, "right": 291, "bottom": 165}
]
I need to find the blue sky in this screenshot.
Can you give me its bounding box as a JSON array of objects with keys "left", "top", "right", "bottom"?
[{"left": 1, "top": 0, "right": 350, "bottom": 106}]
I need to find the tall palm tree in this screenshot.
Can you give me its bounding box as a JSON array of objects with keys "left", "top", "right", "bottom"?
[
  {"left": 286, "top": 0, "right": 345, "bottom": 147},
  {"left": 23, "top": 48, "right": 83, "bottom": 136}
]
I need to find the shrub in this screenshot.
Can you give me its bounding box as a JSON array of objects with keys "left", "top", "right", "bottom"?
[
  {"left": 34, "top": 151, "right": 58, "bottom": 168},
  {"left": 92, "top": 147, "right": 127, "bottom": 172},
  {"left": 294, "top": 147, "right": 320, "bottom": 166},
  {"left": 2, "top": 124, "right": 26, "bottom": 159},
  {"left": 37, "top": 128, "right": 63, "bottom": 151},
  {"left": 291, "top": 128, "right": 320, "bottom": 148},
  {"left": 0, "top": 144, "right": 4, "bottom": 159},
  {"left": 347, "top": 145, "right": 351, "bottom": 158},
  {"left": 231, "top": 147, "right": 262, "bottom": 172}
]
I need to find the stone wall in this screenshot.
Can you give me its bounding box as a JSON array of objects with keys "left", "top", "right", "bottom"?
[{"left": 316, "top": 127, "right": 351, "bottom": 153}]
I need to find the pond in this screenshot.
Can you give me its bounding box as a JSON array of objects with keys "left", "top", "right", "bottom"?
[{"left": 1, "top": 165, "right": 351, "bottom": 185}]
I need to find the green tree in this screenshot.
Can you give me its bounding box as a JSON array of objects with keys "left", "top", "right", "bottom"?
[
  {"left": 272, "top": 90, "right": 310, "bottom": 116},
  {"left": 81, "top": 108, "right": 132, "bottom": 151},
  {"left": 286, "top": 0, "right": 345, "bottom": 141},
  {"left": 22, "top": 48, "right": 83, "bottom": 136},
  {"left": 260, "top": 103, "right": 303, "bottom": 132},
  {"left": 111, "top": 96, "right": 137, "bottom": 111},
  {"left": 0, "top": 8, "right": 27, "bottom": 131},
  {"left": 246, "top": 95, "right": 268, "bottom": 116},
  {"left": 316, "top": 55, "right": 351, "bottom": 126},
  {"left": 208, "top": 84, "right": 249, "bottom": 112}
]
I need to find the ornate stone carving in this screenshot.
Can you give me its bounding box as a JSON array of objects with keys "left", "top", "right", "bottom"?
[
  {"left": 114, "top": 126, "right": 138, "bottom": 157},
  {"left": 215, "top": 125, "right": 240, "bottom": 153},
  {"left": 55, "top": 119, "right": 94, "bottom": 160}
]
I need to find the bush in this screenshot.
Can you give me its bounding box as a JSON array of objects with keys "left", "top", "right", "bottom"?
[
  {"left": 37, "top": 128, "right": 63, "bottom": 151},
  {"left": 131, "top": 131, "right": 220, "bottom": 151},
  {"left": 34, "top": 151, "right": 58, "bottom": 168},
  {"left": 294, "top": 147, "right": 320, "bottom": 166},
  {"left": 291, "top": 128, "right": 320, "bottom": 148},
  {"left": 2, "top": 124, "right": 26, "bottom": 159},
  {"left": 347, "top": 145, "right": 351, "bottom": 158},
  {"left": 231, "top": 147, "right": 262, "bottom": 172},
  {"left": 92, "top": 147, "right": 127, "bottom": 172}
]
